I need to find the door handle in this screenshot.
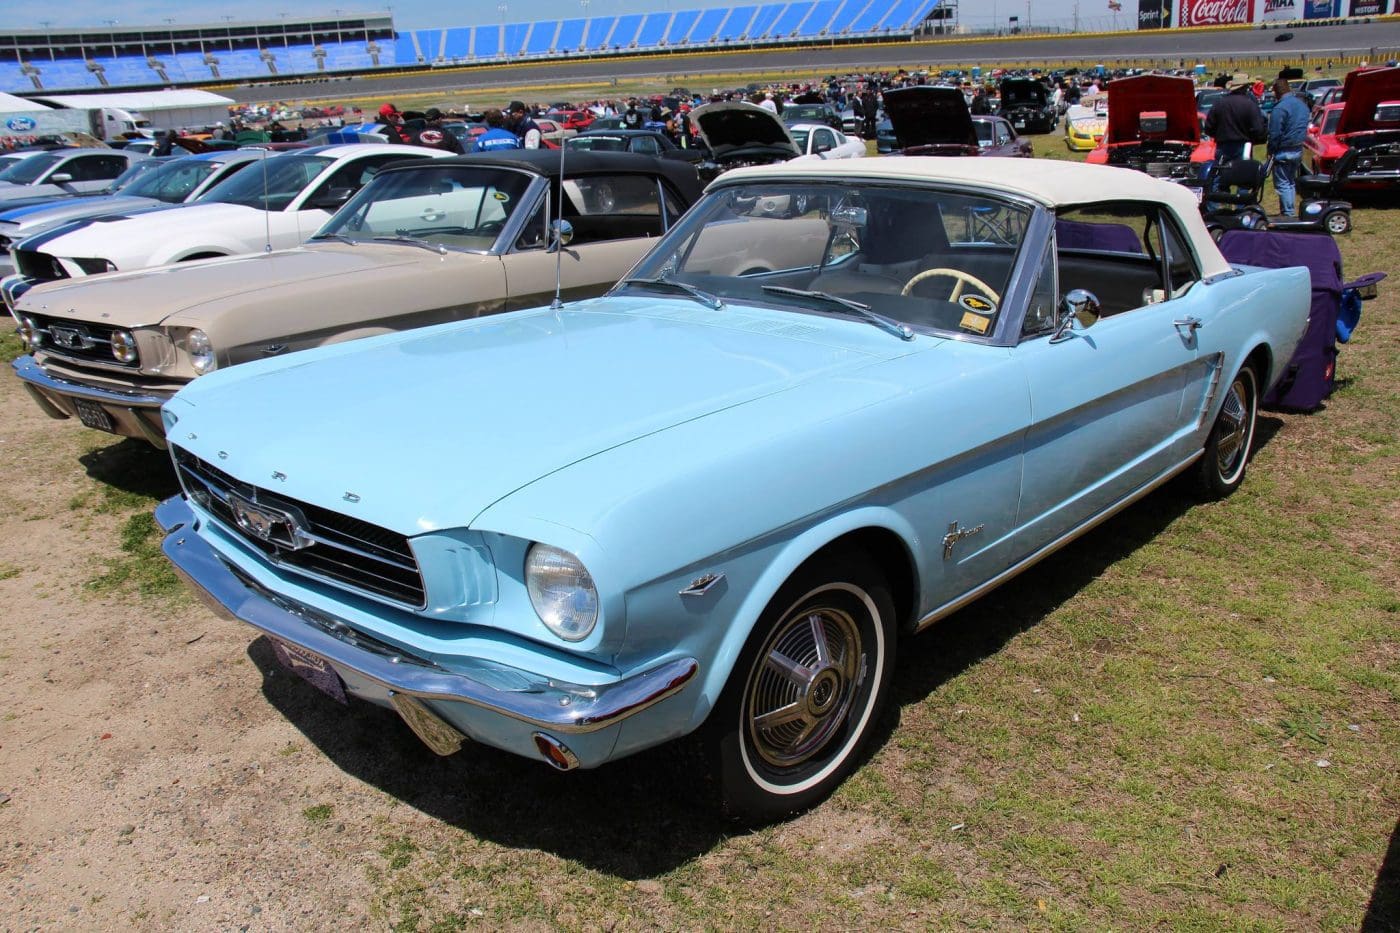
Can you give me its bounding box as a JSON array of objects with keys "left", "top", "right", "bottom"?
[{"left": 1173, "top": 316, "right": 1204, "bottom": 334}]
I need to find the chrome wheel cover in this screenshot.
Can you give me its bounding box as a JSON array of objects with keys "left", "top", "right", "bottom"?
[
  {"left": 746, "top": 606, "right": 864, "bottom": 770},
  {"left": 1215, "top": 375, "right": 1250, "bottom": 477}
]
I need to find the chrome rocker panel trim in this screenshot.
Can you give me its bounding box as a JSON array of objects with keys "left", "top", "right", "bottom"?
[{"left": 156, "top": 496, "right": 699, "bottom": 736}]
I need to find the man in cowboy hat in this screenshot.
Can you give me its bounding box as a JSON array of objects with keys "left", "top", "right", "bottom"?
[{"left": 1204, "top": 74, "right": 1266, "bottom": 164}]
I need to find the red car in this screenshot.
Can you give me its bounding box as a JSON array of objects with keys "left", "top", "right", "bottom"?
[
  {"left": 1305, "top": 66, "right": 1400, "bottom": 189},
  {"left": 1305, "top": 102, "right": 1347, "bottom": 174},
  {"left": 1087, "top": 75, "right": 1215, "bottom": 182},
  {"left": 548, "top": 109, "right": 594, "bottom": 132}
]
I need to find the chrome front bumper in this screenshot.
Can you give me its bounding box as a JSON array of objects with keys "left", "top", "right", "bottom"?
[
  {"left": 156, "top": 496, "right": 699, "bottom": 765},
  {"left": 11, "top": 355, "right": 172, "bottom": 447}
]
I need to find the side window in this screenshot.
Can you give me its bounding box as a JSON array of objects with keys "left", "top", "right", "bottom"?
[
  {"left": 1020, "top": 240, "right": 1058, "bottom": 338},
  {"left": 558, "top": 174, "right": 664, "bottom": 243},
  {"left": 814, "top": 129, "right": 834, "bottom": 152},
  {"left": 1054, "top": 201, "right": 1165, "bottom": 317},
  {"left": 660, "top": 183, "right": 686, "bottom": 230},
  {"left": 312, "top": 154, "right": 427, "bottom": 201},
  {"left": 65, "top": 155, "right": 127, "bottom": 181},
  {"left": 1156, "top": 213, "right": 1201, "bottom": 298},
  {"left": 995, "top": 124, "right": 1011, "bottom": 146},
  {"left": 630, "top": 135, "right": 661, "bottom": 155},
  {"left": 514, "top": 193, "right": 549, "bottom": 250}
]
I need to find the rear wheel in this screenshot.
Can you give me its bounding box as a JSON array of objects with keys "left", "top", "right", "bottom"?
[
  {"left": 1194, "top": 363, "right": 1258, "bottom": 499},
  {"left": 1324, "top": 209, "right": 1351, "bottom": 234},
  {"left": 705, "top": 554, "right": 896, "bottom": 823}
]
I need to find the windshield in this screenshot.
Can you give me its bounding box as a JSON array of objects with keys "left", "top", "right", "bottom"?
[
  {"left": 104, "top": 158, "right": 166, "bottom": 193},
  {"left": 201, "top": 155, "right": 334, "bottom": 211},
  {"left": 623, "top": 181, "right": 1032, "bottom": 339},
  {"left": 121, "top": 158, "right": 226, "bottom": 203},
  {"left": 1324, "top": 109, "right": 1342, "bottom": 134},
  {"left": 785, "top": 106, "right": 826, "bottom": 121},
  {"left": 0, "top": 152, "right": 63, "bottom": 185},
  {"left": 566, "top": 135, "right": 628, "bottom": 152},
  {"left": 318, "top": 164, "right": 534, "bottom": 250}
]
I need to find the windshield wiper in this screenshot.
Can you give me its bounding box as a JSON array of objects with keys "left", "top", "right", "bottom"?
[
  {"left": 619, "top": 276, "right": 724, "bottom": 310},
  {"left": 372, "top": 234, "right": 447, "bottom": 255},
  {"left": 309, "top": 232, "right": 358, "bottom": 246},
  {"left": 760, "top": 285, "right": 915, "bottom": 341}
]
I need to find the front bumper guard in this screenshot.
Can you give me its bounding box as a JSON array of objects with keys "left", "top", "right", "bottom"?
[{"left": 156, "top": 496, "right": 698, "bottom": 753}]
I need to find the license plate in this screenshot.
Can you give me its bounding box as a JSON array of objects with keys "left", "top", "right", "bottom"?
[
  {"left": 73, "top": 398, "right": 115, "bottom": 432},
  {"left": 272, "top": 639, "right": 347, "bottom": 703},
  {"left": 1015, "top": 121, "right": 1025, "bottom": 127}
]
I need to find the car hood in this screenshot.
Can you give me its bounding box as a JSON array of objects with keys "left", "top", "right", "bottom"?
[
  {"left": 1338, "top": 66, "right": 1400, "bottom": 137},
  {"left": 168, "top": 297, "right": 912, "bottom": 535},
  {"left": 882, "top": 86, "right": 978, "bottom": 149},
  {"left": 692, "top": 101, "right": 800, "bottom": 160},
  {"left": 15, "top": 244, "right": 425, "bottom": 327},
  {"left": 1103, "top": 75, "right": 1200, "bottom": 144},
  {"left": 19, "top": 201, "right": 265, "bottom": 258},
  {"left": 0, "top": 195, "right": 162, "bottom": 232},
  {"left": 1000, "top": 79, "right": 1049, "bottom": 107}
]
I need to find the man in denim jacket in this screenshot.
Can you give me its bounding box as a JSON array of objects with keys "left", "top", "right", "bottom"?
[{"left": 1268, "top": 78, "right": 1311, "bottom": 216}]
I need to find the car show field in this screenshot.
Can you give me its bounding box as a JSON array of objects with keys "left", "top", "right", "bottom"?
[{"left": 0, "top": 26, "right": 1398, "bottom": 933}]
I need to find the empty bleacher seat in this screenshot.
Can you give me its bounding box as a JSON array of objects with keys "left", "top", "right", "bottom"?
[
  {"left": 474, "top": 26, "right": 500, "bottom": 58},
  {"left": 441, "top": 28, "right": 470, "bottom": 58},
  {"left": 795, "top": 0, "right": 841, "bottom": 35},
  {"left": 850, "top": 0, "right": 889, "bottom": 32},
  {"left": 503, "top": 22, "right": 529, "bottom": 55},
  {"left": 610, "top": 14, "right": 643, "bottom": 47},
  {"left": 717, "top": 6, "right": 758, "bottom": 39},
  {"left": 584, "top": 16, "right": 615, "bottom": 49},
  {"left": 747, "top": 4, "right": 785, "bottom": 39},
  {"left": 690, "top": 8, "right": 727, "bottom": 42},
  {"left": 826, "top": 0, "right": 867, "bottom": 34},
  {"left": 770, "top": 2, "right": 814, "bottom": 37},
  {"left": 636, "top": 13, "right": 670, "bottom": 47},
  {"left": 395, "top": 34, "right": 421, "bottom": 63},
  {"left": 526, "top": 21, "right": 558, "bottom": 54},
  {"left": 666, "top": 10, "right": 700, "bottom": 43},
  {"left": 556, "top": 18, "right": 586, "bottom": 52}
]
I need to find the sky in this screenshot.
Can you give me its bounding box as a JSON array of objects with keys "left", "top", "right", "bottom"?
[{"left": 0, "top": 0, "right": 1116, "bottom": 34}]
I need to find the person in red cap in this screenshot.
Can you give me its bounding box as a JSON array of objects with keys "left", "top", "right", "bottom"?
[{"left": 377, "top": 103, "right": 406, "bottom": 143}]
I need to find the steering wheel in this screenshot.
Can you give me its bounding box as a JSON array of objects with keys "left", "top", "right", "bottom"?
[{"left": 900, "top": 268, "right": 1002, "bottom": 304}]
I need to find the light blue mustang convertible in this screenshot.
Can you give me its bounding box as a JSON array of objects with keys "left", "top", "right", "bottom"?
[{"left": 156, "top": 159, "right": 1309, "bottom": 820}]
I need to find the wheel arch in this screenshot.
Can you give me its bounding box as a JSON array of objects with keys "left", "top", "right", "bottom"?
[
  {"left": 1244, "top": 341, "right": 1274, "bottom": 393},
  {"left": 691, "top": 508, "right": 921, "bottom": 722}
]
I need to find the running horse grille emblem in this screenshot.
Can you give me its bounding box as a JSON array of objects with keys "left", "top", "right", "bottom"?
[
  {"left": 228, "top": 495, "right": 314, "bottom": 551},
  {"left": 48, "top": 326, "right": 87, "bottom": 350}
]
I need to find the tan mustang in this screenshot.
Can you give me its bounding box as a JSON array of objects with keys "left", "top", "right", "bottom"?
[{"left": 9, "top": 151, "right": 701, "bottom": 447}]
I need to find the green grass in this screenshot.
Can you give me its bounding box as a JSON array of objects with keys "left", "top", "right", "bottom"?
[
  {"left": 50, "top": 128, "right": 1398, "bottom": 930},
  {"left": 0, "top": 331, "right": 22, "bottom": 363}
]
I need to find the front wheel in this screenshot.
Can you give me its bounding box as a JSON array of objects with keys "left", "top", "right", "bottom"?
[
  {"left": 705, "top": 554, "right": 896, "bottom": 823},
  {"left": 1194, "top": 363, "right": 1258, "bottom": 499},
  {"left": 1324, "top": 209, "right": 1351, "bottom": 234}
]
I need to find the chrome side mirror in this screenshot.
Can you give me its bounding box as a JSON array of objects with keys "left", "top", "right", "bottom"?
[
  {"left": 49, "top": 172, "right": 74, "bottom": 185},
  {"left": 1050, "top": 288, "right": 1101, "bottom": 343},
  {"left": 547, "top": 218, "right": 573, "bottom": 252}
]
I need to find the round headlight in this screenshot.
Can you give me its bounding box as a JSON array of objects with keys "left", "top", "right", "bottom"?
[
  {"left": 184, "top": 329, "right": 215, "bottom": 374},
  {"left": 110, "top": 329, "right": 138, "bottom": 363},
  {"left": 525, "top": 544, "right": 599, "bottom": 642},
  {"left": 16, "top": 316, "right": 39, "bottom": 350}
]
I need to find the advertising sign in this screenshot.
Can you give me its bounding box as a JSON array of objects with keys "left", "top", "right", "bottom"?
[
  {"left": 0, "top": 109, "right": 88, "bottom": 148},
  {"left": 1259, "top": 0, "right": 1301, "bottom": 19},
  {"left": 1178, "top": 0, "right": 1253, "bottom": 25},
  {"left": 1347, "top": 0, "right": 1387, "bottom": 13},
  {"left": 1138, "top": 0, "right": 1174, "bottom": 27},
  {"left": 1304, "top": 0, "right": 1338, "bottom": 15}
]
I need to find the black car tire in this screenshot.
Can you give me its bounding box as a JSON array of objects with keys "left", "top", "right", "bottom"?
[
  {"left": 705, "top": 552, "right": 897, "bottom": 823},
  {"left": 1324, "top": 209, "right": 1351, "bottom": 234},
  {"left": 1194, "top": 363, "right": 1258, "bottom": 499}
]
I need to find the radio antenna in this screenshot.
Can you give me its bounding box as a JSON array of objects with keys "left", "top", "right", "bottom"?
[
  {"left": 550, "top": 134, "right": 567, "bottom": 311},
  {"left": 260, "top": 147, "right": 272, "bottom": 253}
]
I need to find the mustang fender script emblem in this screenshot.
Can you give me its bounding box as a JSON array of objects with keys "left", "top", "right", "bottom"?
[
  {"left": 229, "top": 495, "right": 313, "bottom": 550},
  {"left": 943, "top": 520, "right": 985, "bottom": 560}
]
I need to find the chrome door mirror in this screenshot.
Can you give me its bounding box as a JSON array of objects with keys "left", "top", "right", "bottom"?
[
  {"left": 1050, "top": 288, "right": 1101, "bottom": 343},
  {"left": 547, "top": 218, "right": 574, "bottom": 251}
]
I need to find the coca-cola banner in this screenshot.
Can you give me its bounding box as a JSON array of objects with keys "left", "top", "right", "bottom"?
[
  {"left": 1138, "top": 0, "right": 1174, "bottom": 27},
  {"left": 1178, "top": 0, "right": 1254, "bottom": 24},
  {"left": 1259, "top": 0, "right": 1300, "bottom": 20},
  {"left": 1347, "top": 0, "right": 1387, "bottom": 13},
  {"left": 1304, "top": 0, "right": 1338, "bottom": 15}
]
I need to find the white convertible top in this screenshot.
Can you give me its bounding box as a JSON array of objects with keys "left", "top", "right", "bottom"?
[{"left": 721, "top": 157, "right": 1231, "bottom": 279}]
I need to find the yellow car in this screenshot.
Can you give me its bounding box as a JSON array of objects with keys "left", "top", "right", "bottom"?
[{"left": 1065, "top": 115, "right": 1107, "bottom": 152}]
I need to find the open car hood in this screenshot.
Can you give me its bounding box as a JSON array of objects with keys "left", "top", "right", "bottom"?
[
  {"left": 882, "top": 86, "right": 978, "bottom": 149},
  {"left": 691, "top": 101, "right": 800, "bottom": 160},
  {"left": 1338, "top": 66, "right": 1400, "bottom": 137},
  {"left": 1000, "top": 78, "right": 1049, "bottom": 108},
  {"left": 1103, "top": 75, "right": 1200, "bottom": 145}
]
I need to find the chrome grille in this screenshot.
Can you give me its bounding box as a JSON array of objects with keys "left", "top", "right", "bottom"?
[
  {"left": 26, "top": 313, "right": 137, "bottom": 367},
  {"left": 13, "top": 249, "right": 68, "bottom": 283},
  {"left": 173, "top": 447, "right": 426, "bottom": 608}
]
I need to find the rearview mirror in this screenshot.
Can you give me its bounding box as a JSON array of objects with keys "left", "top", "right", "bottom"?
[
  {"left": 1050, "top": 288, "right": 1101, "bottom": 343},
  {"left": 49, "top": 173, "right": 74, "bottom": 184}
]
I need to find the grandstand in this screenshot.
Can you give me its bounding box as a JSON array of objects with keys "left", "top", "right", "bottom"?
[{"left": 0, "top": 2, "right": 944, "bottom": 94}]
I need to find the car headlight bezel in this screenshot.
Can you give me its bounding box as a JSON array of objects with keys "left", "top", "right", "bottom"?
[
  {"left": 181, "top": 328, "right": 215, "bottom": 374},
  {"left": 110, "top": 329, "right": 138, "bottom": 363},
  {"left": 524, "top": 544, "right": 599, "bottom": 642},
  {"left": 16, "top": 315, "right": 40, "bottom": 350}
]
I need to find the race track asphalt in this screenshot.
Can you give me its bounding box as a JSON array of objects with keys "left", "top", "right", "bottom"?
[{"left": 227, "top": 21, "right": 1400, "bottom": 104}]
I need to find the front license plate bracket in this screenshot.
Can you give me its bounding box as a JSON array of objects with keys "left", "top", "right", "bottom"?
[
  {"left": 73, "top": 398, "right": 115, "bottom": 432},
  {"left": 271, "top": 639, "right": 347, "bottom": 704}
]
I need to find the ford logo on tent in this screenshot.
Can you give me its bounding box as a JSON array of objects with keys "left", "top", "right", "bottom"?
[{"left": 5, "top": 116, "right": 37, "bottom": 132}]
